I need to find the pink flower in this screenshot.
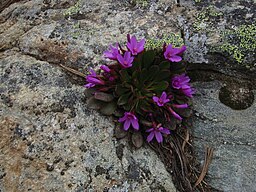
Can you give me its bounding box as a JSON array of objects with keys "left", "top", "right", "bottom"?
[
  {"left": 103, "top": 43, "right": 120, "bottom": 60},
  {"left": 100, "top": 65, "right": 111, "bottom": 73},
  {"left": 172, "top": 74, "right": 195, "bottom": 98},
  {"left": 127, "top": 35, "right": 145, "bottom": 55},
  {"left": 167, "top": 104, "right": 188, "bottom": 120},
  {"left": 172, "top": 74, "right": 190, "bottom": 89},
  {"left": 152, "top": 92, "right": 170, "bottom": 107},
  {"left": 117, "top": 51, "right": 134, "bottom": 68},
  {"left": 146, "top": 126, "right": 170, "bottom": 143},
  {"left": 164, "top": 44, "right": 186, "bottom": 62},
  {"left": 118, "top": 112, "right": 139, "bottom": 131},
  {"left": 85, "top": 69, "right": 105, "bottom": 88}
]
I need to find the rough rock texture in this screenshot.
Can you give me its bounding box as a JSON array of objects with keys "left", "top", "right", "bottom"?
[
  {"left": 0, "top": 0, "right": 256, "bottom": 191},
  {"left": 193, "top": 80, "right": 256, "bottom": 192},
  {"left": 0, "top": 53, "right": 176, "bottom": 191}
]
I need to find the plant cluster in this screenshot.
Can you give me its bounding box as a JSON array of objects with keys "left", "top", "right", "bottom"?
[{"left": 85, "top": 34, "right": 194, "bottom": 146}]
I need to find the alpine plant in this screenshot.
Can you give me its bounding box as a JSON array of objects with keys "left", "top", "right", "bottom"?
[{"left": 85, "top": 34, "right": 194, "bottom": 145}]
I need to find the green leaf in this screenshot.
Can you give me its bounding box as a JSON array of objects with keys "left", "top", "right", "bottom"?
[
  {"left": 117, "top": 93, "right": 131, "bottom": 105},
  {"left": 150, "top": 81, "right": 169, "bottom": 92},
  {"left": 120, "top": 69, "right": 131, "bottom": 82},
  {"left": 139, "top": 100, "right": 152, "bottom": 112},
  {"left": 142, "top": 50, "right": 156, "bottom": 68},
  {"left": 170, "top": 62, "right": 186, "bottom": 73},
  {"left": 131, "top": 132, "right": 143, "bottom": 148},
  {"left": 115, "top": 85, "right": 129, "bottom": 96},
  {"left": 139, "top": 68, "right": 148, "bottom": 82},
  {"left": 159, "top": 61, "right": 171, "bottom": 69},
  {"left": 154, "top": 70, "right": 171, "bottom": 81},
  {"left": 94, "top": 92, "right": 114, "bottom": 102},
  {"left": 100, "top": 102, "right": 117, "bottom": 115},
  {"left": 147, "top": 65, "right": 160, "bottom": 80}
]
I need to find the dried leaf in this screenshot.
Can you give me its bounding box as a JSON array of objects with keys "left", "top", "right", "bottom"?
[
  {"left": 174, "top": 108, "right": 193, "bottom": 118},
  {"left": 114, "top": 124, "right": 128, "bottom": 139},
  {"left": 87, "top": 97, "right": 104, "bottom": 110},
  {"left": 100, "top": 102, "right": 117, "bottom": 115},
  {"left": 140, "top": 119, "right": 152, "bottom": 127},
  {"left": 94, "top": 92, "right": 114, "bottom": 102},
  {"left": 131, "top": 132, "right": 143, "bottom": 148},
  {"left": 84, "top": 88, "right": 96, "bottom": 98}
]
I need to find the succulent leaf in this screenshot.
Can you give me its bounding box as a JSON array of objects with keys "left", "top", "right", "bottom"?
[
  {"left": 142, "top": 50, "right": 156, "bottom": 68},
  {"left": 117, "top": 93, "right": 131, "bottom": 105}
]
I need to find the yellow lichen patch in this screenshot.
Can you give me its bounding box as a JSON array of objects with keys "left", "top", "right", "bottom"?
[
  {"left": 145, "top": 33, "right": 184, "bottom": 50},
  {"left": 219, "top": 24, "right": 256, "bottom": 63}
]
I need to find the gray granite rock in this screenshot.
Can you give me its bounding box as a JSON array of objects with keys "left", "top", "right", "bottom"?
[
  {"left": 192, "top": 81, "right": 256, "bottom": 192},
  {"left": 0, "top": 53, "right": 176, "bottom": 191},
  {"left": 1, "top": 0, "right": 256, "bottom": 191}
]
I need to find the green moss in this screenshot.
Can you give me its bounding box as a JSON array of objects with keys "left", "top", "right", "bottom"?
[
  {"left": 219, "top": 24, "right": 256, "bottom": 63},
  {"left": 63, "top": 0, "right": 82, "bottom": 17},
  {"left": 145, "top": 33, "right": 184, "bottom": 50}
]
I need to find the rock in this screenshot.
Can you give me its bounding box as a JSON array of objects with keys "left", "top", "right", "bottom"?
[
  {"left": 192, "top": 80, "right": 256, "bottom": 192},
  {"left": 1, "top": 0, "right": 256, "bottom": 191},
  {"left": 0, "top": 53, "right": 176, "bottom": 191}
]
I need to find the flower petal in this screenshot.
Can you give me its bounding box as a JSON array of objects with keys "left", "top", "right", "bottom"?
[
  {"left": 147, "top": 132, "right": 155, "bottom": 142},
  {"left": 155, "top": 131, "right": 163, "bottom": 143},
  {"left": 169, "top": 55, "right": 182, "bottom": 62},
  {"left": 152, "top": 96, "right": 159, "bottom": 103},
  {"left": 123, "top": 120, "right": 131, "bottom": 131},
  {"left": 131, "top": 119, "right": 139, "bottom": 130},
  {"left": 160, "top": 92, "right": 167, "bottom": 100},
  {"left": 146, "top": 128, "right": 154, "bottom": 132},
  {"left": 169, "top": 107, "right": 182, "bottom": 120},
  {"left": 160, "top": 128, "right": 170, "bottom": 135}
]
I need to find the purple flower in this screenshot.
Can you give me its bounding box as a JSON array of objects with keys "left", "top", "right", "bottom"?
[
  {"left": 152, "top": 92, "right": 170, "bottom": 107},
  {"left": 168, "top": 107, "right": 182, "bottom": 121},
  {"left": 100, "top": 65, "right": 111, "bottom": 73},
  {"left": 181, "top": 87, "right": 195, "bottom": 98},
  {"left": 172, "top": 74, "right": 190, "bottom": 89},
  {"left": 103, "top": 43, "right": 120, "bottom": 60},
  {"left": 172, "top": 104, "right": 188, "bottom": 108},
  {"left": 172, "top": 74, "right": 195, "bottom": 98},
  {"left": 146, "top": 126, "right": 170, "bottom": 143},
  {"left": 118, "top": 112, "right": 139, "bottom": 131},
  {"left": 85, "top": 69, "right": 105, "bottom": 88},
  {"left": 117, "top": 51, "right": 134, "bottom": 68},
  {"left": 164, "top": 44, "right": 186, "bottom": 62},
  {"left": 127, "top": 35, "right": 145, "bottom": 55}
]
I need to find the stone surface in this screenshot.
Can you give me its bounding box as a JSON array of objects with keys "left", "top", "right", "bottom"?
[
  {"left": 0, "top": 53, "right": 176, "bottom": 191},
  {"left": 0, "top": 0, "right": 256, "bottom": 191},
  {"left": 192, "top": 80, "right": 256, "bottom": 192}
]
